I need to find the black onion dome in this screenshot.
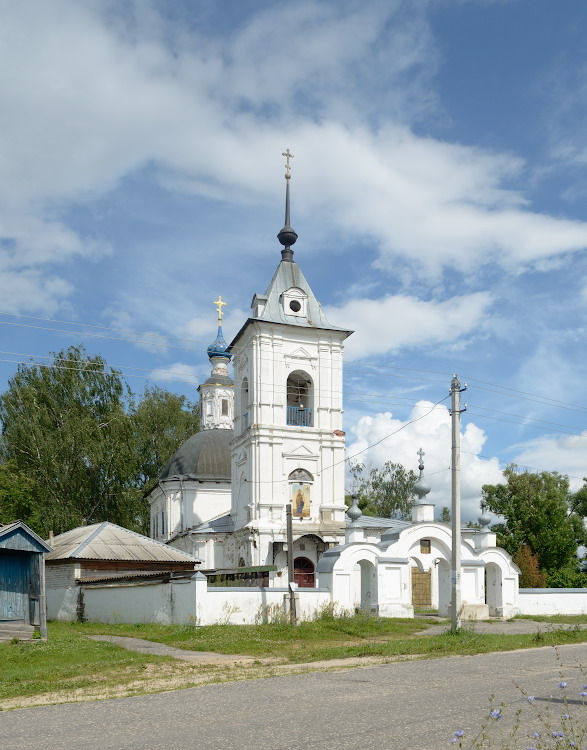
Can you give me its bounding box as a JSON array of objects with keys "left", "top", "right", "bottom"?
[
  {"left": 159, "top": 429, "right": 233, "bottom": 482},
  {"left": 202, "top": 374, "right": 234, "bottom": 387}
]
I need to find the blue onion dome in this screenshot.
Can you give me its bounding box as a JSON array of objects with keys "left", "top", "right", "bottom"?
[{"left": 207, "top": 325, "right": 232, "bottom": 361}]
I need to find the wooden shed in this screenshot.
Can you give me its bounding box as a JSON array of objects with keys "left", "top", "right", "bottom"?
[
  {"left": 0, "top": 521, "right": 51, "bottom": 641},
  {"left": 45, "top": 522, "right": 201, "bottom": 621}
]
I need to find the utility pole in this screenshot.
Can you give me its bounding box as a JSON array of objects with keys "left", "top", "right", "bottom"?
[
  {"left": 450, "top": 374, "right": 467, "bottom": 632},
  {"left": 286, "top": 503, "right": 296, "bottom": 625}
]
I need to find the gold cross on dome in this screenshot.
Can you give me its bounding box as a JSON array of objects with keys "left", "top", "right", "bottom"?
[
  {"left": 213, "top": 295, "right": 227, "bottom": 323},
  {"left": 282, "top": 148, "right": 294, "bottom": 180}
]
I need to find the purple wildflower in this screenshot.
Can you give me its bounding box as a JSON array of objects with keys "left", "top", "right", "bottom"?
[
  {"left": 559, "top": 681, "right": 568, "bottom": 689},
  {"left": 454, "top": 731, "right": 464, "bottom": 738},
  {"left": 563, "top": 713, "right": 570, "bottom": 719},
  {"left": 526, "top": 696, "right": 536, "bottom": 703},
  {"left": 532, "top": 733, "right": 540, "bottom": 738},
  {"left": 489, "top": 709, "right": 502, "bottom": 720},
  {"left": 580, "top": 691, "right": 587, "bottom": 697},
  {"left": 449, "top": 739, "right": 457, "bottom": 745},
  {"left": 550, "top": 731, "right": 564, "bottom": 738}
]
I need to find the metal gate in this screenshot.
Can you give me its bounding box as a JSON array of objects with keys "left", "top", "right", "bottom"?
[{"left": 411, "top": 568, "right": 431, "bottom": 607}]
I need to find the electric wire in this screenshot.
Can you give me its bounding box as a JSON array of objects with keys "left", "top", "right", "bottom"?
[
  {"left": 460, "top": 451, "right": 586, "bottom": 482},
  {"left": 1, "top": 353, "right": 586, "bottom": 442},
  {"left": 245, "top": 393, "right": 452, "bottom": 484},
  {"left": 465, "top": 403, "right": 586, "bottom": 434},
  {"left": 2, "top": 310, "right": 587, "bottom": 413}
]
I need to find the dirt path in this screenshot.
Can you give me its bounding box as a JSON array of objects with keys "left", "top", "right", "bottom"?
[
  {"left": 88, "top": 618, "right": 587, "bottom": 666},
  {"left": 86, "top": 635, "right": 263, "bottom": 664}
]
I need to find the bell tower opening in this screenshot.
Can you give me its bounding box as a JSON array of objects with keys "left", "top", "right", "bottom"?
[{"left": 286, "top": 370, "right": 313, "bottom": 427}]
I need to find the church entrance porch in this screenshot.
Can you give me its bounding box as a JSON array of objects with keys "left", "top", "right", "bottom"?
[{"left": 294, "top": 557, "right": 315, "bottom": 587}]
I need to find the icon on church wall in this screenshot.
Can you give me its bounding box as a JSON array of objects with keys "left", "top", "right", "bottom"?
[{"left": 291, "top": 483, "right": 310, "bottom": 517}]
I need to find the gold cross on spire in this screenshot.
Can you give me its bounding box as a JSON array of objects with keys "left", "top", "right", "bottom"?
[
  {"left": 213, "top": 295, "right": 227, "bottom": 323},
  {"left": 282, "top": 148, "right": 294, "bottom": 180}
]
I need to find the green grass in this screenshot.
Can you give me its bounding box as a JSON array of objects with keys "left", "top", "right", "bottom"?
[
  {"left": 63, "top": 613, "right": 587, "bottom": 663},
  {"left": 0, "top": 623, "right": 174, "bottom": 704},
  {"left": 64, "top": 612, "right": 441, "bottom": 659},
  {"left": 514, "top": 614, "right": 587, "bottom": 624}
]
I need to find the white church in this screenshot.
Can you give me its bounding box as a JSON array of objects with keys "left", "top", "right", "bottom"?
[{"left": 148, "top": 155, "right": 520, "bottom": 619}]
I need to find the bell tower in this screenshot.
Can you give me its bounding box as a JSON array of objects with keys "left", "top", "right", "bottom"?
[{"left": 228, "top": 151, "right": 352, "bottom": 571}]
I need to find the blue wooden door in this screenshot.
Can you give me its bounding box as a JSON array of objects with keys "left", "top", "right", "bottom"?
[{"left": 0, "top": 554, "right": 29, "bottom": 621}]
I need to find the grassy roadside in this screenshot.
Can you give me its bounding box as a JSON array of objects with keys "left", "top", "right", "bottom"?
[{"left": 2, "top": 614, "right": 587, "bottom": 710}]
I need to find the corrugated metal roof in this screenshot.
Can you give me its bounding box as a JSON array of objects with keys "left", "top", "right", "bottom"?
[
  {"left": 353, "top": 516, "right": 411, "bottom": 530},
  {"left": 78, "top": 570, "right": 195, "bottom": 584},
  {"left": 45, "top": 522, "right": 200, "bottom": 563}
]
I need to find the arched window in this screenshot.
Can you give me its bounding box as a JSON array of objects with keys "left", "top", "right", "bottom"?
[
  {"left": 286, "top": 370, "right": 313, "bottom": 427},
  {"left": 289, "top": 468, "right": 313, "bottom": 518}
]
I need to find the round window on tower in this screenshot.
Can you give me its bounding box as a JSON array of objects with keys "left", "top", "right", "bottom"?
[{"left": 289, "top": 300, "right": 301, "bottom": 312}]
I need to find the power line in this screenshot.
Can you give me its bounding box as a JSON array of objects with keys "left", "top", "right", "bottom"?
[
  {"left": 466, "top": 383, "right": 587, "bottom": 415},
  {"left": 460, "top": 451, "right": 586, "bottom": 482},
  {"left": 245, "top": 393, "right": 452, "bottom": 485},
  {"left": 465, "top": 408, "right": 587, "bottom": 438},
  {"left": 466, "top": 403, "right": 586, "bottom": 434},
  {"left": 2, "top": 351, "right": 587, "bottom": 439},
  {"left": 2, "top": 315, "right": 587, "bottom": 415}
]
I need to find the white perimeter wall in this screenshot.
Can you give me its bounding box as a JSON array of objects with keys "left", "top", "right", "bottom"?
[
  {"left": 47, "top": 577, "right": 332, "bottom": 626},
  {"left": 518, "top": 588, "right": 587, "bottom": 616},
  {"left": 47, "top": 579, "right": 587, "bottom": 624}
]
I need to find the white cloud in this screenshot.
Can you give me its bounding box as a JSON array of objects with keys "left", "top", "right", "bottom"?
[
  {"left": 326, "top": 291, "right": 493, "bottom": 359},
  {"left": 2, "top": 0, "right": 587, "bottom": 319},
  {"left": 346, "top": 401, "right": 504, "bottom": 520},
  {"left": 509, "top": 433, "right": 587, "bottom": 492},
  {"left": 149, "top": 361, "right": 203, "bottom": 386}
]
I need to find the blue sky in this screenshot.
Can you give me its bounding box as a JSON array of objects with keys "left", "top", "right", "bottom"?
[{"left": 1, "top": 0, "right": 587, "bottom": 520}]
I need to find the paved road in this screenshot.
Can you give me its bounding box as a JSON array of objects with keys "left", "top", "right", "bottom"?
[{"left": 2, "top": 644, "right": 586, "bottom": 750}]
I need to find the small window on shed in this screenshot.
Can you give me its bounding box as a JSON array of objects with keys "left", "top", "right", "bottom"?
[{"left": 420, "top": 539, "right": 431, "bottom": 554}]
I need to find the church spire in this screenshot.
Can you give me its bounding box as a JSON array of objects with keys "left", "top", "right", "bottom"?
[{"left": 277, "top": 148, "right": 298, "bottom": 262}]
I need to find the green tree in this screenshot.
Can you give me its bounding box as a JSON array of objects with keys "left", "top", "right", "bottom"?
[
  {"left": 0, "top": 461, "right": 40, "bottom": 532},
  {"left": 0, "top": 346, "right": 200, "bottom": 536},
  {"left": 482, "top": 467, "right": 586, "bottom": 576},
  {"left": 438, "top": 506, "right": 451, "bottom": 524},
  {"left": 128, "top": 386, "right": 199, "bottom": 530},
  {"left": 349, "top": 461, "right": 417, "bottom": 520},
  {"left": 0, "top": 345, "right": 133, "bottom": 534}
]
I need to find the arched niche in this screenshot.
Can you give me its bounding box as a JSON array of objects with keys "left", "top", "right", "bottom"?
[
  {"left": 289, "top": 468, "right": 313, "bottom": 519},
  {"left": 241, "top": 377, "right": 249, "bottom": 430}
]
